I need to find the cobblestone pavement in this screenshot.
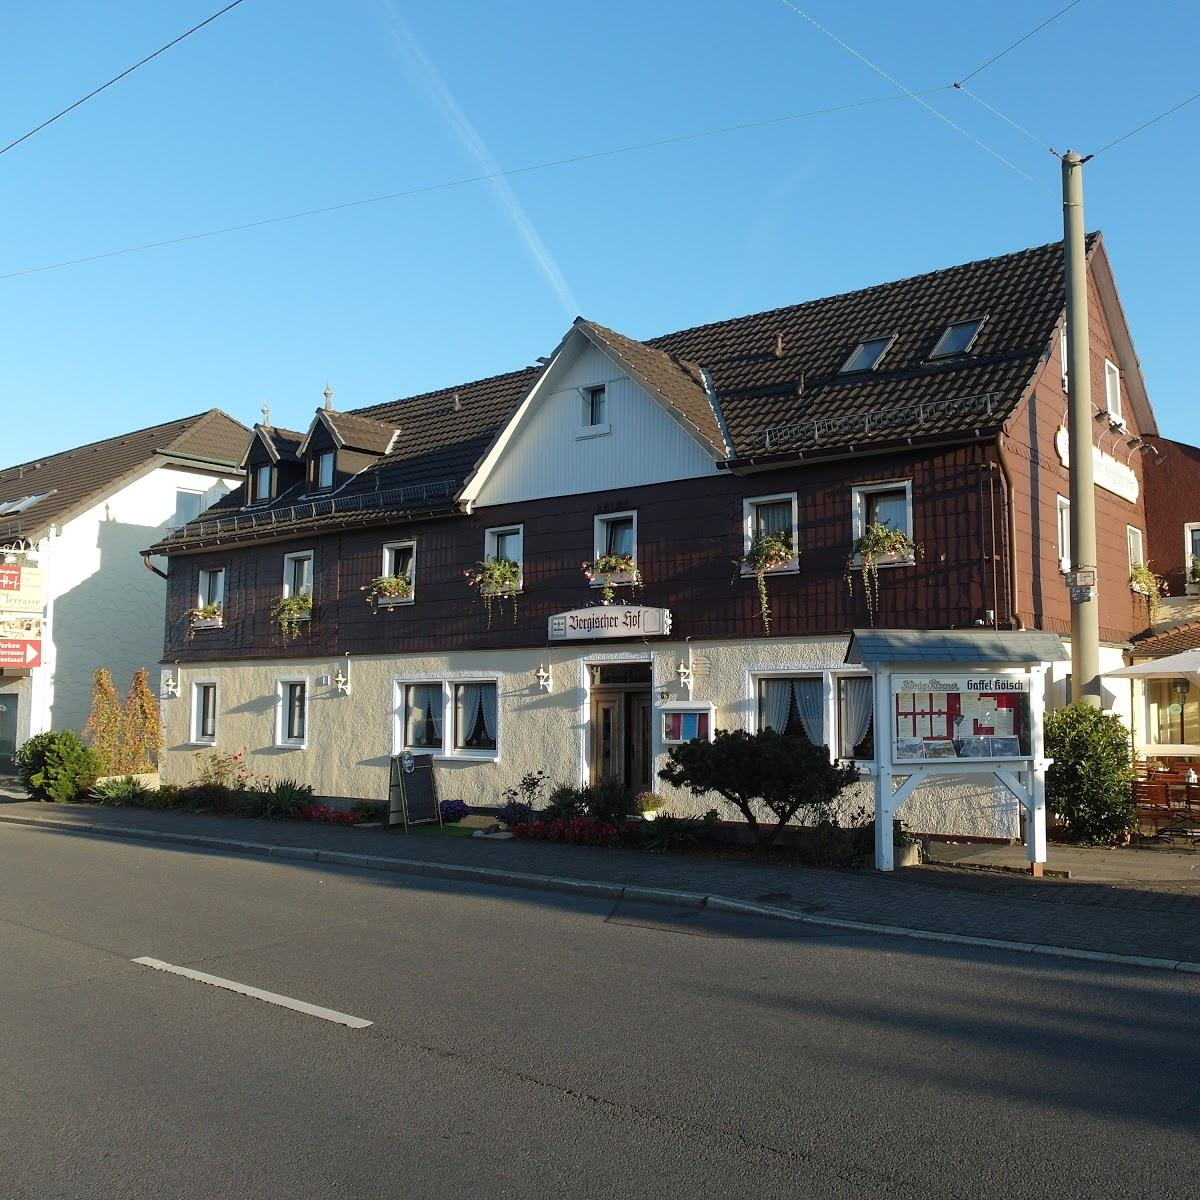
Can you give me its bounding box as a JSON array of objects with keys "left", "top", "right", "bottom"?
[{"left": 3, "top": 794, "right": 1200, "bottom": 962}]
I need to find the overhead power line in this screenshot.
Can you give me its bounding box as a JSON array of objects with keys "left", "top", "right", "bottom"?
[
  {"left": 771, "top": 0, "right": 1053, "bottom": 193},
  {"left": 953, "top": 85, "right": 1058, "bottom": 158},
  {"left": 1093, "top": 89, "right": 1200, "bottom": 156},
  {"left": 0, "top": 0, "right": 248, "bottom": 158},
  {"left": 0, "top": 90, "right": 950, "bottom": 282},
  {"left": 953, "top": 0, "right": 1084, "bottom": 86}
]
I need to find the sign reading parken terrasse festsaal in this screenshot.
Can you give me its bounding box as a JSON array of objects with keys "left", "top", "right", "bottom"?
[{"left": 549, "top": 606, "right": 672, "bottom": 641}]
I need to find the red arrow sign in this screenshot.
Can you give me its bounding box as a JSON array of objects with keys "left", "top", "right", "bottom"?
[{"left": 0, "top": 639, "right": 41, "bottom": 667}]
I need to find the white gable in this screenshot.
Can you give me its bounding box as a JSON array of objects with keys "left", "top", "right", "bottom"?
[{"left": 470, "top": 337, "right": 720, "bottom": 507}]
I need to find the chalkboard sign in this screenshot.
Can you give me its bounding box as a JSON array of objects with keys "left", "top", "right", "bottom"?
[{"left": 386, "top": 752, "right": 440, "bottom": 830}]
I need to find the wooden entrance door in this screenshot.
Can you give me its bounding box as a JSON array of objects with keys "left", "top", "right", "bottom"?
[{"left": 589, "top": 688, "right": 653, "bottom": 791}]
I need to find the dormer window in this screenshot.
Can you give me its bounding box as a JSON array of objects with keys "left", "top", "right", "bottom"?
[
  {"left": 250, "top": 463, "right": 272, "bottom": 505},
  {"left": 839, "top": 336, "right": 893, "bottom": 374},
  {"left": 930, "top": 318, "right": 985, "bottom": 359},
  {"left": 314, "top": 449, "right": 335, "bottom": 491}
]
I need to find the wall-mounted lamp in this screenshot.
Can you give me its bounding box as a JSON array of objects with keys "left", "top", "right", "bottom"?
[
  {"left": 534, "top": 664, "right": 552, "bottom": 692},
  {"left": 333, "top": 669, "right": 350, "bottom": 695},
  {"left": 162, "top": 671, "right": 179, "bottom": 698}
]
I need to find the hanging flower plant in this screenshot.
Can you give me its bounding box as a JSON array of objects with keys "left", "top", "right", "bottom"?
[
  {"left": 464, "top": 557, "right": 521, "bottom": 628},
  {"left": 1129, "top": 561, "right": 1168, "bottom": 622},
  {"left": 270, "top": 593, "right": 312, "bottom": 640},
  {"left": 581, "top": 553, "right": 643, "bottom": 605},
  {"left": 846, "top": 523, "right": 919, "bottom": 625},
  {"left": 361, "top": 575, "right": 413, "bottom": 608},
  {"left": 733, "top": 530, "right": 794, "bottom": 635}
]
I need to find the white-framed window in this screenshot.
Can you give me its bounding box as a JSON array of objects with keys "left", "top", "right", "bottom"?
[
  {"left": 837, "top": 676, "right": 875, "bottom": 761},
  {"left": 930, "top": 317, "right": 985, "bottom": 359},
  {"left": 1104, "top": 359, "right": 1123, "bottom": 423},
  {"left": 276, "top": 678, "right": 309, "bottom": 748},
  {"left": 394, "top": 678, "right": 499, "bottom": 760},
  {"left": 453, "top": 682, "right": 499, "bottom": 753},
  {"left": 757, "top": 675, "right": 825, "bottom": 745},
  {"left": 594, "top": 510, "right": 637, "bottom": 566},
  {"left": 174, "top": 488, "right": 205, "bottom": 526},
  {"left": 314, "top": 449, "right": 335, "bottom": 491},
  {"left": 250, "top": 463, "right": 272, "bottom": 505},
  {"left": 191, "top": 681, "right": 218, "bottom": 745},
  {"left": 742, "top": 493, "right": 799, "bottom": 572},
  {"left": 197, "top": 567, "right": 225, "bottom": 610},
  {"left": 1186, "top": 523, "right": 1200, "bottom": 579},
  {"left": 584, "top": 385, "right": 607, "bottom": 426},
  {"left": 851, "top": 481, "right": 913, "bottom": 559},
  {"left": 484, "top": 525, "right": 523, "bottom": 587},
  {"left": 840, "top": 336, "right": 893, "bottom": 374},
  {"left": 401, "top": 682, "right": 444, "bottom": 750},
  {"left": 282, "top": 551, "right": 313, "bottom": 599},
  {"left": 1056, "top": 495, "right": 1071, "bottom": 573},
  {"left": 381, "top": 541, "right": 416, "bottom": 601},
  {"left": 659, "top": 702, "right": 715, "bottom": 745},
  {"left": 1127, "top": 526, "right": 1145, "bottom": 572}
]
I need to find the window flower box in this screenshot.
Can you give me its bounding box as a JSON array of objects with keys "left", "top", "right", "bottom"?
[
  {"left": 465, "top": 558, "right": 521, "bottom": 628},
  {"left": 270, "top": 593, "right": 312, "bottom": 640},
  {"left": 187, "top": 602, "right": 223, "bottom": 636},
  {"left": 362, "top": 575, "right": 413, "bottom": 609},
  {"left": 737, "top": 530, "right": 795, "bottom": 634},
  {"left": 845, "top": 524, "right": 921, "bottom": 625},
  {"left": 582, "top": 553, "right": 642, "bottom": 605}
]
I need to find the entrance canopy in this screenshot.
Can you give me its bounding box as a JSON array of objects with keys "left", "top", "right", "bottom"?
[
  {"left": 846, "top": 628, "right": 1069, "bottom": 666},
  {"left": 1107, "top": 649, "right": 1200, "bottom": 679}
]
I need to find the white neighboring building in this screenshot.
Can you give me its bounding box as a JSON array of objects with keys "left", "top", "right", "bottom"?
[{"left": 0, "top": 411, "right": 247, "bottom": 773}]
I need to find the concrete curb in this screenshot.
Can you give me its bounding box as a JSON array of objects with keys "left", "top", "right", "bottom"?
[{"left": 4, "top": 809, "right": 1200, "bottom": 977}]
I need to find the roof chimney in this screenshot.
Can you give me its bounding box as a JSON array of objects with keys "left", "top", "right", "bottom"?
[
  {"left": 773, "top": 333, "right": 784, "bottom": 359},
  {"left": 452, "top": 391, "right": 462, "bottom": 412},
  {"left": 260, "top": 402, "right": 271, "bottom": 428},
  {"left": 323, "top": 383, "right": 334, "bottom": 411}
]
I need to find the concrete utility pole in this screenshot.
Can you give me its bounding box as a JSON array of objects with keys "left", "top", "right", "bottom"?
[{"left": 1062, "top": 150, "right": 1102, "bottom": 706}]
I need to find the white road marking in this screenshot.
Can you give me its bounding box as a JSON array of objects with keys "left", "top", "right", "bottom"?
[{"left": 132, "top": 957, "right": 373, "bottom": 1028}]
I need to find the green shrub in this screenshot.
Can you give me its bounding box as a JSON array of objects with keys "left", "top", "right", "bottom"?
[
  {"left": 642, "top": 809, "right": 720, "bottom": 854},
  {"left": 245, "top": 778, "right": 314, "bottom": 820},
  {"left": 1045, "top": 704, "right": 1136, "bottom": 844},
  {"left": 582, "top": 777, "right": 636, "bottom": 826},
  {"left": 544, "top": 784, "right": 586, "bottom": 821},
  {"left": 92, "top": 775, "right": 152, "bottom": 806},
  {"left": 659, "top": 728, "right": 858, "bottom": 849},
  {"left": 177, "top": 782, "right": 237, "bottom": 813},
  {"left": 15, "top": 731, "right": 102, "bottom": 803},
  {"left": 136, "top": 785, "right": 187, "bottom": 811}
]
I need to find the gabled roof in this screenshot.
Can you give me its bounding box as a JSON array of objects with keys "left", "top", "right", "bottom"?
[
  {"left": 0, "top": 409, "right": 248, "bottom": 545},
  {"left": 297, "top": 408, "right": 398, "bottom": 457},
  {"left": 649, "top": 235, "right": 1100, "bottom": 461},
  {"left": 577, "top": 320, "right": 727, "bottom": 456},
  {"left": 149, "top": 235, "right": 1146, "bottom": 554},
  {"left": 240, "top": 424, "right": 305, "bottom": 467}
]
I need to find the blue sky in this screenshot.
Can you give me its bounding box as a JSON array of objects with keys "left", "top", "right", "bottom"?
[{"left": 3, "top": 0, "right": 1197, "bottom": 460}]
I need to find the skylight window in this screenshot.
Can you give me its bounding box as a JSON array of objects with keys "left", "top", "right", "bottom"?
[
  {"left": 839, "top": 336, "right": 893, "bottom": 374},
  {"left": 0, "top": 493, "right": 49, "bottom": 516},
  {"left": 930, "top": 318, "right": 985, "bottom": 359}
]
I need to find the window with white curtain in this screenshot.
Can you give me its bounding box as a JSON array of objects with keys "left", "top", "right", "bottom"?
[
  {"left": 837, "top": 677, "right": 874, "bottom": 760},
  {"left": 454, "top": 682, "right": 498, "bottom": 751},
  {"left": 757, "top": 677, "right": 824, "bottom": 746},
  {"left": 403, "top": 684, "right": 443, "bottom": 749}
]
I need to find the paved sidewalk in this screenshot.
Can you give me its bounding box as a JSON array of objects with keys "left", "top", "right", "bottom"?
[
  {"left": 925, "top": 839, "right": 1200, "bottom": 883},
  {"left": 4, "top": 791, "right": 1200, "bottom": 965}
]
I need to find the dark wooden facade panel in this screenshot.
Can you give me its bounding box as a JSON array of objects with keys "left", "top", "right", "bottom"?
[
  {"left": 1000, "top": 277, "right": 1151, "bottom": 644},
  {"left": 166, "top": 443, "right": 1005, "bottom": 661},
  {"left": 1144, "top": 437, "right": 1200, "bottom": 596}
]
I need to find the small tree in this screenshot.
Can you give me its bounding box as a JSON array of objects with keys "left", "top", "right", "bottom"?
[
  {"left": 658, "top": 728, "right": 857, "bottom": 849},
  {"left": 83, "top": 668, "right": 124, "bottom": 776},
  {"left": 15, "top": 730, "right": 101, "bottom": 803},
  {"left": 122, "top": 668, "right": 162, "bottom": 773},
  {"left": 1045, "top": 703, "right": 1136, "bottom": 844}
]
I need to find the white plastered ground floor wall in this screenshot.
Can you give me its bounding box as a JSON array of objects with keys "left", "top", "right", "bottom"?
[{"left": 157, "top": 634, "right": 1117, "bottom": 838}]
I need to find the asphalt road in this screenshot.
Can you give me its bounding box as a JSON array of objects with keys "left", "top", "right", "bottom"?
[{"left": 1, "top": 826, "right": 1197, "bottom": 1200}]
